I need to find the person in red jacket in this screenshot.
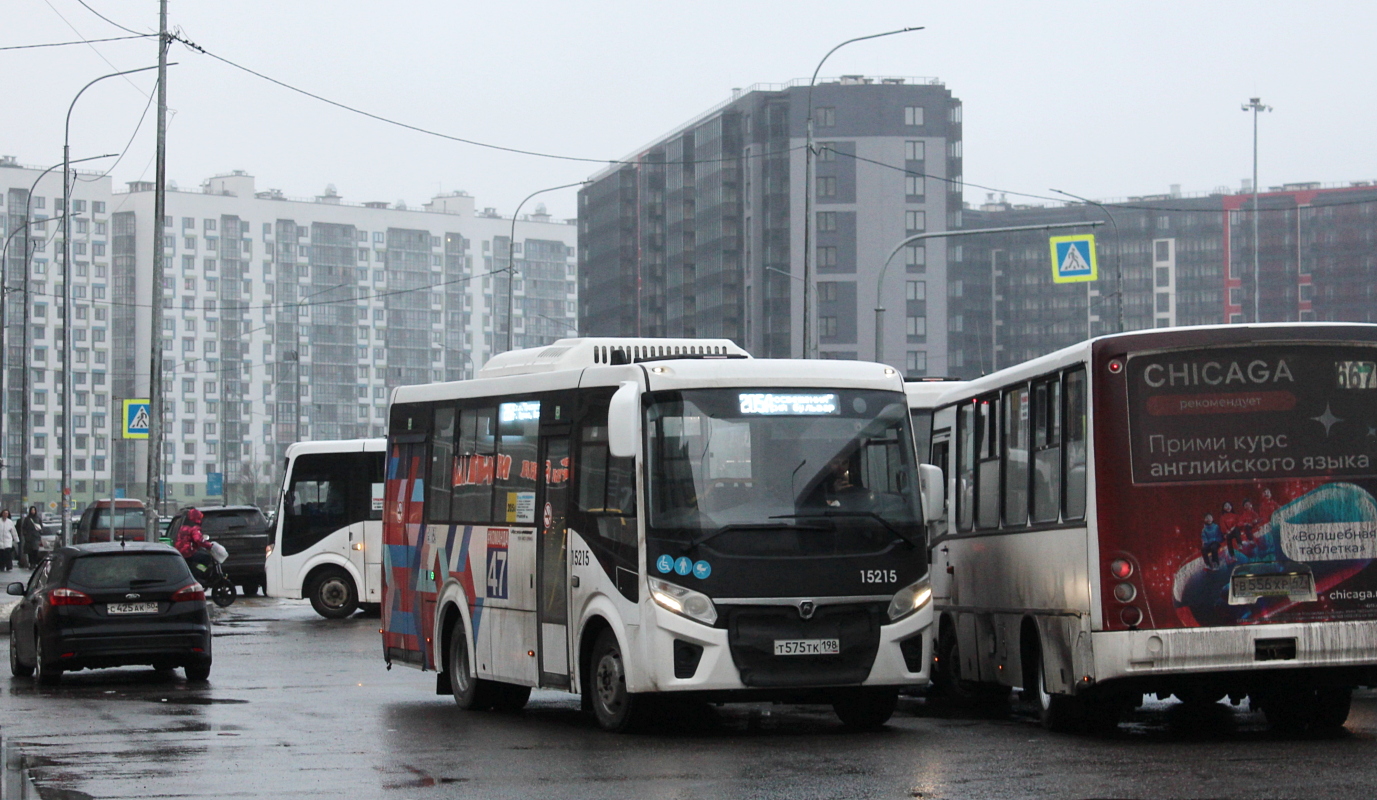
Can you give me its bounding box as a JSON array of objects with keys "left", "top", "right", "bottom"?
[
  {"left": 174, "top": 508, "right": 214, "bottom": 579},
  {"left": 1220, "top": 501, "right": 1243, "bottom": 559}
]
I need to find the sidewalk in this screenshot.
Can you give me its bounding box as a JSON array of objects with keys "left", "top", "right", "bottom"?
[{"left": 0, "top": 566, "right": 35, "bottom": 635}]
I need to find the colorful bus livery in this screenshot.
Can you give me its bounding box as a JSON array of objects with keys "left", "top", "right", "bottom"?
[
  {"left": 926, "top": 324, "right": 1377, "bottom": 734},
  {"left": 382, "top": 338, "right": 937, "bottom": 731}
]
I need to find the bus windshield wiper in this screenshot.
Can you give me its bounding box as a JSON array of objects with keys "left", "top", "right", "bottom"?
[
  {"left": 687, "top": 519, "right": 834, "bottom": 552},
  {"left": 775, "top": 511, "right": 919, "bottom": 549}
]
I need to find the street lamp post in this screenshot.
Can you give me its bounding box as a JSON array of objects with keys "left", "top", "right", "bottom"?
[
  {"left": 61, "top": 65, "right": 159, "bottom": 546},
  {"left": 1051, "top": 189, "right": 1124, "bottom": 333},
  {"left": 1242, "top": 97, "right": 1271, "bottom": 323},
  {"left": 873, "top": 221, "right": 1104, "bottom": 368},
  {"left": 505, "top": 181, "right": 586, "bottom": 354},
  {"left": 803, "top": 27, "right": 922, "bottom": 359}
]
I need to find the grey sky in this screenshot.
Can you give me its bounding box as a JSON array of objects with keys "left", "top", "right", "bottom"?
[{"left": 6, "top": 1, "right": 1374, "bottom": 221}]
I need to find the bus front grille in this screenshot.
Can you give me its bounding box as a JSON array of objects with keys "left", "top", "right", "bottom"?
[{"left": 724, "top": 604, "right": 882, "bottom": 688}]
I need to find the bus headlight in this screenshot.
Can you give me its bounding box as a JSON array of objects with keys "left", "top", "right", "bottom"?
[
  {"left": 648, "top": 577, "right": 717, "bottom": 626},
  {"left": 887, "top": 579, "right": 932, "bottom": 622}
]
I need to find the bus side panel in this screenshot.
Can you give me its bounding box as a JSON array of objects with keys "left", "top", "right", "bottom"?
[
  {"left": 382, "top": 441, "right": 430, "bottom": 666},
  {"left": 363, "top": 521, "right": 383, "bottom": 604}
]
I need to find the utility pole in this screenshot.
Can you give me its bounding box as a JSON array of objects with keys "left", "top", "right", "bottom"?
[
  {"left": 1242, "top": 97, "right": 1271, "bottom": 324},
  {"left": 147, "top": 0, "right": 169, "bottom": 531}
]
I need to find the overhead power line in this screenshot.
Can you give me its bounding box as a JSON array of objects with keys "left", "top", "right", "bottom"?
[
  {"left": 74, "top": 0, "right": 150, "bottom": 36},
  {"left": 0, "top": 33, "right": 150, "bottom": 51}
]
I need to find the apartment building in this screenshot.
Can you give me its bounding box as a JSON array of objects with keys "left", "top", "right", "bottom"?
[
  {"left": 0, "top": 158, "right": 577, "bottom": 511},
  {"left": 579, "top": 77, "right": 963, "bottom": 375}
]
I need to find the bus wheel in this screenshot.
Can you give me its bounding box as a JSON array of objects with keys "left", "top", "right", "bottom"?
[
  {"left": 832, "top": 687, "right": 899, "bottom": 730},
  {"left": 589, "top": 629, "right": 648, "bottom": 732},
  {"left": 308, "top": 569, "right": 358, "bottom": 619},
  {"left": 446, "top": 622, "right": 494, "bottom": 711},
  {"left": 934, "top": 627, "right": 1009, "bottom": 708},
  {"left": 1257, "top": 686, "right": 1352, "bottom": 734},
  {"left": 491, "top": 683, "right": 532, "bottom": 712},
  {"left": 1028, "top": 640, "right": 1083, "bottom": 733}
]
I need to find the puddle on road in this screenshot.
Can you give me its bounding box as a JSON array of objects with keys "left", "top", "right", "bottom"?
[{"left": 151, "top": 695, "right": 249, "bottom": 706}]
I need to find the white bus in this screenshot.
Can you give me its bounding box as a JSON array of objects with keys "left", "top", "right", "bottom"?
[
  {"left": 381, "top": 338, "right": 940, "bottom": 731},
  {"left": 266, "top": 438, "right": 386, "bottom": 618},
  {"left": 924, "top": 323, "right": 1377, "bottom": 733}
]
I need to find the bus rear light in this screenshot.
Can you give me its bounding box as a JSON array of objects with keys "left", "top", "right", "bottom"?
[
  {"left": 1109, "top": 559, "right": 1133, "bottom": 579},
  {"left": 1120, "top": 606, "right": 1143, "bottom": 627},
  {"left": 50, "top": 588, "right": 93, "bottom": 606},
  {"left": 1107, "top": 359, "right": 1123, "bottom": 374},
  {"left": 1112, "top": 582, "right": 1137, "bottom": 603}
]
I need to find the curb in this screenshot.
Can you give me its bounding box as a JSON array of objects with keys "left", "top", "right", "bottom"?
[{"left": 0, "top": 600, "right": 17, "bottom": 636}]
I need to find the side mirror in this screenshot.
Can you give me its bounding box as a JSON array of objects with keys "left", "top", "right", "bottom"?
[
  {"left": 919, "top": 463, "right": 945, "bottom": 525},
  {"left": 607, "top": 381, "right": 641, "bottom": 460},
  {"left": 6, "top": 582, "right": 26, "bottom": 597}
]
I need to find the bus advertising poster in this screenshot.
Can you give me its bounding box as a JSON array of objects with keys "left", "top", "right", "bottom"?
[{"left": 1120, "top": 345, "right": 1377, "bottom": 628}]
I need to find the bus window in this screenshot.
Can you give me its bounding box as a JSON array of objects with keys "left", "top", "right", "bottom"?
[
  {"left": 453, "top": 407, "right": 497, "bottom": 522},
  {"left": 283, "top": 453, "right": 364, "bottom": 556},
  {"left": 956, "top": 402, "right": 975, "bottom": 532},
  {"left": 1031, "top": 377, "right": 1062, "bottom": 523},
  {"left": 495, "top": 401, "right": 541, "bottom": 523},
  {"left": 929, "top": 435, "right": 951, "bottom": 539},
  {"left": 1003, "top": 386, "right": 1030, "bottom": 527},
  {"left": 428, "top": 406, "right": 456, "bottom": 523},
  {"left": 1064, "top": 368, "right": 1087, "bottom": 520},
  {"left": 976, "top": 395, "right": 1001, "bottom": 530},
  {"left": 576, "top": 420, "right": 636, "bottom": 549}
]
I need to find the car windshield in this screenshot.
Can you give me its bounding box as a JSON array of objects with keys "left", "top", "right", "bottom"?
[
  {"left": 201, "top": 510, "right": 267, "bottom": 533},
  {"left": 68, "top": 553, "right": 191, "bottom": 589},
  {"left": 91, "top": 507, "right": 147, "bottom": 529},
  {"left": 646, "top": 388, "right": 922, "bottom": 555}
]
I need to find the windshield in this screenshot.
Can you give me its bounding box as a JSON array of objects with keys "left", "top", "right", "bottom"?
[
  {"left": 646, "top": 388, "right": 922, "bottom": 555},
  {"left": 92, "top": 507, "right": 148, "bottom": 529}
]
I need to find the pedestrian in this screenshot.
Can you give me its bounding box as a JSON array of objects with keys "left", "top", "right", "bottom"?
[
  {"left": 17, "top": 506, "right": 43, "bottom": 569},
  {"left": 0, "top": 510, "right": 15, "bottom": 571}
]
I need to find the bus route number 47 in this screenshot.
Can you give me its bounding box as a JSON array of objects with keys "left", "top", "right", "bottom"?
[{"left": 486, "top": 548, "right": 509, "bottom": 599}]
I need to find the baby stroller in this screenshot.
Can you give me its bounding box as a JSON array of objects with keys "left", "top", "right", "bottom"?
[{"left": 188, "top": 541, "right": 236, "bottom": 608}]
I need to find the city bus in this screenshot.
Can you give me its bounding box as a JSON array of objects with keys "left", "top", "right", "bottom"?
[
  {"left": 924, "top": 323, "right": 1377, "bottom": 732},
  {"left": 265, "top": 439, "right": 386, "bottom": 618},
  {"left": 381, "top": 337, "right": 939, "bottom": 731}
]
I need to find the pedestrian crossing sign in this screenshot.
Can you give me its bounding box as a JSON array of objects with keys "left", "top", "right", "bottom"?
[
  {"left": 124, "top": 399, "right": 151, "bottom": 439},
  {"left": 1049, "top": 234, "right": 1098, "bottom": 284}
]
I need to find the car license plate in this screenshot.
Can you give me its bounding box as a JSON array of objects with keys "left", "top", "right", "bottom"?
[
  {"left": 1229, "top": 572, "right": 1317, "bottom": 604},
  {"left": 773, "top": 638, "right": 840, "bottom": 656},
  {"left": 107, "top": 602, "right": 159, "bottom": 615}
]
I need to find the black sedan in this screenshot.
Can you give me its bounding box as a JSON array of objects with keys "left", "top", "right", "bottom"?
[{"left": 8, "top": 543, "right": 212, "bottom": 684}]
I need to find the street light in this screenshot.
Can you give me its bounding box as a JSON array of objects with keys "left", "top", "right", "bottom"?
[
  {"left": 61, "top": 65, "right": 159, "bottom": 546},
  {"left": 1051, "top": 189, "right": 1124, "bottom": 333},
  {"left": 803, "top": 27, "right": 922, "bottom": 359},
  {"left": 505, "top": 181, "right": 587, "bottom": 354},
  {"left": 1242, "top": 97, "right": 1271, "bottom": 323},
  {"left": 873, "top": 221, "right": 1104, "bottom": 368}
]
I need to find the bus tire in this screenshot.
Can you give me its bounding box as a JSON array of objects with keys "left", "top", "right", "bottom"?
[
  {"left": 307, "top": 568, "right": 358, "bottom": 619},
  {"left": 933, "top": 626, "right": 1009, "bottom": 708},
  {"left": 1257, "top": 686, "right": 1351, "bottom": 734},
  {"left": 1027, "top": 639, "right": 1083, "bottom": 733},
  {"left": 446, "top": 621, "right": 495, "bottom": 711},
  {"left": 589, "top": 629, "right": 649, "bottom": 732},
  {"left": 491, "top": 683, "right": 532, "bottom": 712},
  {"left": 832, "top": 687, "right": 899, "bottom": 730}
]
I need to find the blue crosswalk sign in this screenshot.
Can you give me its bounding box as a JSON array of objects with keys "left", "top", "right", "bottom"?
[
  {"left": 123, "top": 399, "right": 151, "bottom": 439},
  {"left": 1049, "top": 234, "right": 1098, "bottom": 284}
]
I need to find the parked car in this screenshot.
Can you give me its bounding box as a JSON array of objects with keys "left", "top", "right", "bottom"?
[
  {"left": 7, "top": 542, "right": 212, "bottom": 683},
  {"left": 74, "top": 500, "right": 150, "bottom": 544},
  {"left": 166, "top": 506, "right": 269, "bottom": 596}
]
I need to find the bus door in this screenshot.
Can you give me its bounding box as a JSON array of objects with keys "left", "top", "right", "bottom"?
[
  {"left": 383, "top": 437, "right": 432, "bottom": 667},
  {"left": 537, "top": 428, "right": 572, "bottom": 688}
]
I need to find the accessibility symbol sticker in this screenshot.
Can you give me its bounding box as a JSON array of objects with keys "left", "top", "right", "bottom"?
[
  {"left": 1049, "top": 234, "right": 1098, "bottom": 284},
  {"left": 656, "top": 554, "right": 675, "bottom": 574},
  {"left": 674, "top": 557, "right": 693, "bottom": 576},
  {"left": 692, "top": 560, "right": 712, "bottom": 580}
]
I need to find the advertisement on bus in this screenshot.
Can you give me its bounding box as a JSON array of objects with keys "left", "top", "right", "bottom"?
[{"left": 1117, "top": 344, "right": 1377, "bottom": 628}]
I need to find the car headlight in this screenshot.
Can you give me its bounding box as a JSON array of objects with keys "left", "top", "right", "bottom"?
[
  {"left": 648, "top": 576, "right": 717, "bottom": 626},
  {"left": 887, "top": 578, "right": 932, "bottom": 622}
]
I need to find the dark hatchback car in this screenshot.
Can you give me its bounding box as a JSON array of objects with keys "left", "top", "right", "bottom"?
[
  {"left": 166, "top": 506, "right": 269, "bottom": 595},
  {"left": 8, "top": 543, "right": 212, "bottom": 683}
]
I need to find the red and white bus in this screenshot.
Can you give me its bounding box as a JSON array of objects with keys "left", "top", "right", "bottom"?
[
  {"left": 924, "top": 323, "right": 1377, "bottom": 732},
  {"left": 381, "top": 338, "right": 938, "bottom": 731}
]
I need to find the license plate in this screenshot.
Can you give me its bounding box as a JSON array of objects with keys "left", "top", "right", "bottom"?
[
  {"left": 107, "top": 602, "right": 159, "bottom": 615},
  {"left": 773, "top": 638, "right": 840, "bottom": 656},
  {"left": 1229, "top": 572, "right": 1317, "bottom": 604}
]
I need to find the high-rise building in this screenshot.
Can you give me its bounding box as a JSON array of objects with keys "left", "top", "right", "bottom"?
[
  {"left": 579, "top": 77, "right": 963, "bottom": 375},
  {"left": 0, "top": 158, "right": 577, "bottom": 511},
  {"left": 951, "top": 182, "right": 1377, "bottom": 378}
]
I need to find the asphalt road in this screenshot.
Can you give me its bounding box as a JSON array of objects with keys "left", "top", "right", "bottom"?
[{"left": 3, "top": 598, "right": 1377, "bottom": 799}]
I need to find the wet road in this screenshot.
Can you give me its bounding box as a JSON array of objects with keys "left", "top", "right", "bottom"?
[{"left": 3, "top": 598, "right": 1377, "bottom": 799}]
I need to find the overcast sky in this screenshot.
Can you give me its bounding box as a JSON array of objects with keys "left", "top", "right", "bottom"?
[{"left": 6, "top": 1, "right": 1375, "bottom": 221}]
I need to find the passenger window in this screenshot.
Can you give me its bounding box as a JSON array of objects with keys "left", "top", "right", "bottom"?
[
  {"left": 452, "top": 407, "right": 497, "bottom": 522},
  {"left": 1064, "top": 368, "right": 1088, "bottom": 520},
  {"left": 928, "top": 436, "right": 951, "bottom": 540},
  {"left": 1003, "top": 386, "right": 1030, "bottom": 526},
  {"left": 493, "top": 401, "right": 541, "bottom": 523},
  {"left": 975, "top": 395, "right": 1000, "bottom": 530},
  {"left": 956, "top": 402, "right": 975, "bottom": 532},
  {"left": 1031, "top": 377, "right": 1062, "bottom": 523},
  {"left": 427, "top": 406, "right": 456, "bottom": 523},
  {"left": 576, "top": 414, "right": 636, "bottom": 549}
]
